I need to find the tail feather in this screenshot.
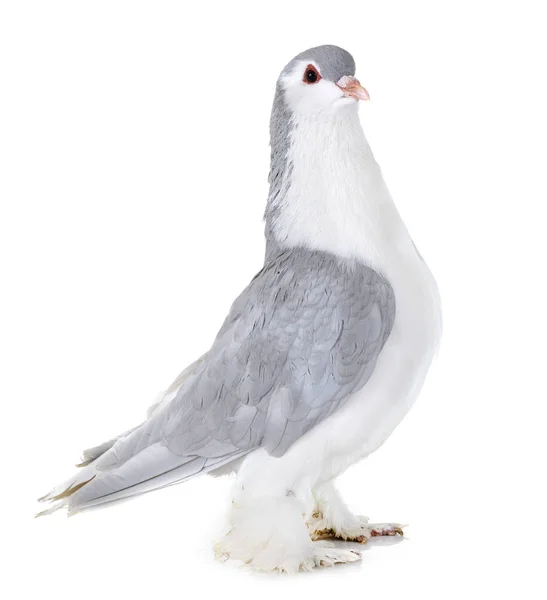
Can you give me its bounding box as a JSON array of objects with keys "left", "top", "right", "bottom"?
[
  {"left": 68, "top": 451, "right": 246, "bottom": 513},
  {"left": 37, "top": 443, "right": 248, "bottom": 516},
  {"left": 74, "top": 389, "right": 175, "bottom": 468},
  {"left": 38, "top": 462, "right": 98, "bottom": 505},
  {"left": 75, "top": 428, "right": 137, "bottom": 467},
  {"left": 35, "top": 500, "right": 67, "bottom": 518},
  {"left": 44, "top": 475, "right": 97, "bottom": 501},
  {"left": 37, "top": 363, "right": 244, "bottom": 517}
]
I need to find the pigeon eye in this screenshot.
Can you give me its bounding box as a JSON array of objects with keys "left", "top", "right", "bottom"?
[{"left": 303, "top": 65, "right": 321, "bottom": 84}]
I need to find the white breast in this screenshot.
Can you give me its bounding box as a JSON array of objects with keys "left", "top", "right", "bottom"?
[{"left": 269, "top": 105, "right": 443, "bottom": 480}]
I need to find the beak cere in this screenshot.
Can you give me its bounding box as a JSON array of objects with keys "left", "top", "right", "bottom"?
[{"left": 336, "top": 75, "right": 370, "bottom": 101}]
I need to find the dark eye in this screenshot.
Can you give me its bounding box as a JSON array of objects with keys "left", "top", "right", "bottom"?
[{"left": 303, "top": 64, "right": 321, "bottom": 84}]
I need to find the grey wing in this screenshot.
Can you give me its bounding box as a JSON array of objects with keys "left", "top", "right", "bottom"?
[
  {"left": 160, "top": 248, "right": 395, "bottom": 458},
  {"left": 75, "top": 354, "right": 207, "bottom": 467},
  {"left": 67, "top": 249, "right": 394, "bottom": 509}
]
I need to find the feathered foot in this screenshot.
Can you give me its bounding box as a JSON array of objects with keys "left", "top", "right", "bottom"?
[
  {"left": 308, "top": 511, "right": 405, "bottom": 544},
  {"left": 215, "top": 496, "right": 363, "bottom": 573},
  {"left": 312, "top": 542, "right": 362, "bottom": 567},
  {"left": 216, "top": 536, "right": 361, "bottom": 572}
]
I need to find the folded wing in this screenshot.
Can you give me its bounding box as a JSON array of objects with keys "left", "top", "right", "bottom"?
[{"left": 39, "top": 248, "right": 395, "bottom": 513}]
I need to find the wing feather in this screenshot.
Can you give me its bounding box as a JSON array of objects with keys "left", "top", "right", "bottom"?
[
  {"left": 108, "top": 248, "right": 395, "bottom": 466},
  {"left": 48, "top": 248, "right": 395, "bottom": 512}
]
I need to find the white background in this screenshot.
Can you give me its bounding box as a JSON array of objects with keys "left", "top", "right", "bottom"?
[{"left": 1, "top": 1, "right": 546, "bottom": 598}]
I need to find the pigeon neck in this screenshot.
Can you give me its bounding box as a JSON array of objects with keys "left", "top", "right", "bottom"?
[{"left": 265, "top": 106, "right": 409, "bottom": 269}]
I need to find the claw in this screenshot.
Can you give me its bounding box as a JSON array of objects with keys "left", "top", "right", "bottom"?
[
  {"left": 370, "top": 525, "right": 405, "bottom": 537},
  {"left": 309, "top": 519, "right": 406, "bottom": 544}
]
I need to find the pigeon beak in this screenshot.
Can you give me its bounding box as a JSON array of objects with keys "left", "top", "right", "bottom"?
[{"left": 336, "top": 75, "right": 370, "bottom": 101}]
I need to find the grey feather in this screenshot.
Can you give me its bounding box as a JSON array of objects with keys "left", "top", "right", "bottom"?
[
  {"left": 93, "top": 247, "right": 395, "bottom": 485},
  {"left": 41, "top": 45, "right": 394, "bottom": 512},
  {"left": 76, "top": 427, "right": 137, "bottom": 466},
  {"left": 281, "top": 45, "right": 355, "bottom": 82},
  {"left": 265, "top": 79, "right": 294, "bottom": 260}
]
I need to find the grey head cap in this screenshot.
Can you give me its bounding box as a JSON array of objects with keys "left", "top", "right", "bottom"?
[{"left": 280, "top": 44, "right": 356, "bottom": 82}]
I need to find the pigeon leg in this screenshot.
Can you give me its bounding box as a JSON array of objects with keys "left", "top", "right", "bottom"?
[
  {"left": 309, "top": 513, "right": 405, "bottom": 543},
  {"left": 307, "top": 481, "right": 405, "bottom": 544},
  {"left": 215, "top": 454, "right": 364, "bottom": 572}
]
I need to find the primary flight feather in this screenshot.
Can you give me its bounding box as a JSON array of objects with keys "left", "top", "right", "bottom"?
[{"left": 38, "top": 45, "right": 442, "bottom": 573}]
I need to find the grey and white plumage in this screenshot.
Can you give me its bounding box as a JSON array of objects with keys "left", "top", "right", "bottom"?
[
  {"left": 267, "top": 46, "right": 356, "bottom": 256},
  {"left": 41, "top": 247, "right": 394, "bottom": 509},
  {"left": 39, "top": 45, "right": 441, "bottom": 573}
]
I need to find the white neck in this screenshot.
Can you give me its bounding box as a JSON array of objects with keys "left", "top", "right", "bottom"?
[{"left": 269, "top": 108, "right": 412, "bottom": 274}]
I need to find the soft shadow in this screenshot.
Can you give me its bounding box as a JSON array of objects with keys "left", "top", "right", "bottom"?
[{"left": 232, "top": 535, "right": 407, "bottom": 580}]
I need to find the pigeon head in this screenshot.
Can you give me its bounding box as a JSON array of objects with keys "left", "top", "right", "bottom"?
[
  {"left": 266, "top": 45, "right": 371, "bottom": 258},
  {"left": 277, "top": 45, "right": 369, "bottom": 115}
]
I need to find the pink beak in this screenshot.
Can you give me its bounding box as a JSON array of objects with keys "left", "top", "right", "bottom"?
[{"left": 336, "top": 75, "right": 370, "bottom": 101}]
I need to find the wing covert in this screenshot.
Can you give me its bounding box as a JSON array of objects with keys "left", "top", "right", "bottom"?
[{"left": 163, "top": 248, "right": 395, "bottom": 458}]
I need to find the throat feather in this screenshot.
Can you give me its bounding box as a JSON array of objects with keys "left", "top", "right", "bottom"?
[{"left": 266, "top": 109, "right": 403, "bottom": 266}]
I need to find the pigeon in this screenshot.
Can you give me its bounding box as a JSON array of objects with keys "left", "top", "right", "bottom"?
[{"left": 38, "top": 45, "right": 442, "bottom": 573}]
